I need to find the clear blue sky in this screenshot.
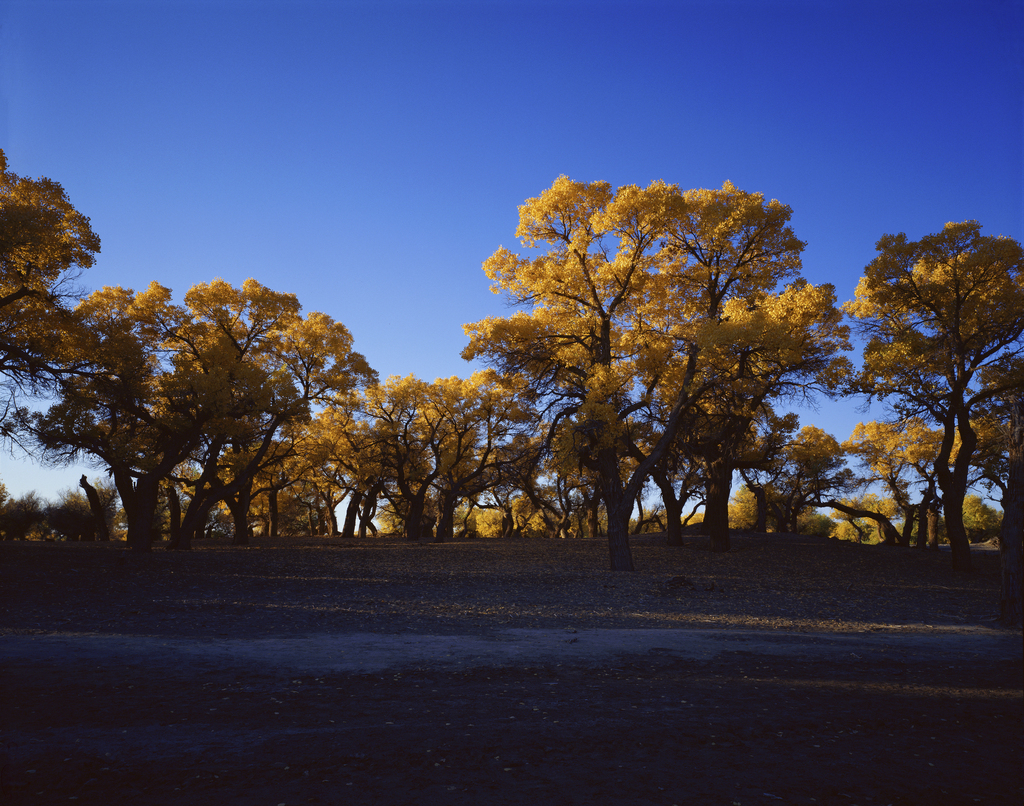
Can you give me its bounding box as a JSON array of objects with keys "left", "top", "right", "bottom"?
[{"left": 2, "top": 0, "right": 1021, "bottom": 501}]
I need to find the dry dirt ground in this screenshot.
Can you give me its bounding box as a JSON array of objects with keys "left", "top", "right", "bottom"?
[{"left": 1, "top": 533, "right": 1021, "bottom": 806}]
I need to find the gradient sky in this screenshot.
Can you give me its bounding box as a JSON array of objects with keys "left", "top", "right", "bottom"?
[{"left": 1, "top": 0, "right": 1021, "bottom": 501}]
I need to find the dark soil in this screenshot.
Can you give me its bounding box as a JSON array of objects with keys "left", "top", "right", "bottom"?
[{"left": 1, "top": 533, "right": 1021, "bottom": 806}]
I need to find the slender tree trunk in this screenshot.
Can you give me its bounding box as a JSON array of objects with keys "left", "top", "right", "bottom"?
[
  {"left": 167, "top": 484, "right": 181, "bottom": 546},
  {"left": 631, "top": 491, "right": 646, "bottom": 535},
  {"left": 653, "top": 471, "right": 684, "bottom": 547},
  {"left": 751, "top": 485, "right": 769, "bottom": 533},
  {"left": 663, "top": 493, "right": 684, "bottom": 547},
  {"left": 915, "top": 498, "right": 929, "bottom": 549},
  {"left": 899, "top": 506, "right": 915, "bottom": 546},
  {"left": 358, "top": 482, "right": 380, "bottom": 538},
  {"left": 268, "top": 488, "right": 279, "bottom": 537},
  {"left": 586, "top": 494, "right": 601, "bottom": 541},
  {"left": 926, "top": 503, "right": 940, "bottom": 550},
  {"left": 704, "top": 453, "right": 731, "bottom": 552},
  {"left": 999, "top": 396, "right": 1023, "bottom": 628}
]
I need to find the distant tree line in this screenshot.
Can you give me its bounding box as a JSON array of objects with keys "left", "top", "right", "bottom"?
[{"left": 1, "top": 152, "right": 1020, "bottom": 625}]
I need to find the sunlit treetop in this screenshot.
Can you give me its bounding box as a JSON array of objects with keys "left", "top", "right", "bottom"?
[{"left": 0, "top": 149, "right": 100, "bottom": 307}]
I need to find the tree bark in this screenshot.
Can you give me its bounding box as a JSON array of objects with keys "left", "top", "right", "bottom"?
[
  {"left": 606, "top": 517, "right": 634, "bottom": 572},
  {"left": 653, "top": 469, "right": 684, "bottom": 546},
  {"left": 341, "top": 491, "right": 362, "bottom": 539},
  {"left": 999, "top": 396, "right": 1023, "bottom": 628},
  {"left": 935, "top": 410, "right": 978, "bottom": 572},
  {"left": 117, "top": 472, "right": 161, "bottom": 553},
  {"left": 434, "top": 491, "right": 457, "bottom": 544},
  {"left": 79, "top": 476, "right": 110, "bottom": 542},
  {"left": 228, "top": 481, "right": 252, "bottom": 546},
  {"left": 704, "top": 453, "right": 731, "bottom": 552},
  {"left": 751, "top": 485, "right": 769, "bottom": 533},
  {"left": 358, "top": 482, "right": 380, "bottom": 538}
]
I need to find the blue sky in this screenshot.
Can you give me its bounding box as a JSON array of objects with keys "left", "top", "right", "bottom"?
[{"left": 1, "top": 0, "right": 1021, "bottom": 501}]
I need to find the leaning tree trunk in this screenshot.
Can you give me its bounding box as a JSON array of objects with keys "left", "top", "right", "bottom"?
[
  {"left": 358, "top": 483, "right": 380, "bottom": 538},
  {"left": 999, "top": 396, "right": 1023, "bottom": 628},
  {"left": 899, "top": 506, "right": 915, "bottom": 546},
  {"left": 341, "top": 491, "right": 362, "bottom": 539},
  {"left": 79, "top": 476, "right": 110, "bottom": 542}
]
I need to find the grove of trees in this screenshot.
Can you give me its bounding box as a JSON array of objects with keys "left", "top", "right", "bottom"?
[{"left": 1, "top": 152, "right": 1021, "bottom": 626}]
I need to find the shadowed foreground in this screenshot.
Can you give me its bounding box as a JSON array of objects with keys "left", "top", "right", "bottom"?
[{"left": 1, "top": 534, "right": 1020, "bottom": 805}]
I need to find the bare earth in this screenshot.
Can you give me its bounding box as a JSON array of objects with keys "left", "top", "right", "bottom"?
[{"left": 1, "top": 533, "right": 1021, "bottom": 806}]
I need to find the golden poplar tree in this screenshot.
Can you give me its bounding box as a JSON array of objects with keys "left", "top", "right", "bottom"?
[
  {"left": 846, "top": 221, "right": 1024, "bottom": 571},
  {"left": 464, "top": 177, "right": 848, "bottom": 569},
  {"left": 0, "top": 149, "right": 100, "bottom": 432}
]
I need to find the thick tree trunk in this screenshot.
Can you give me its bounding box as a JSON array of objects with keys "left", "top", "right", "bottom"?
[
  {"left": 228, "top": 480, "right": 253, "bottom": 546},
  {"left": 899, "top": 506, "right": 915, "bottom": 547},
  {"left": 606, "top": 516, "right": 634, "bottom": 572},
  {"left": 653, "top": 471, "right": 684, "bottom": 547},
  {"left": 341, "top": 491, "right": 362, "bottom": 539},
  {"left": 942, "top": 492, "right": 972, "bottom": 570},
  {"left": 79, "top": 476, "right": 110, "bottom": 542},
  {"left": 936, "top": 412, "right": 978, "bottom": 572},
  {"left": 704, "top": 453, "right": 731, "bottom": 553},
  {"left": 175, "top": 495, "right": 218, "bottom": 550},
  {"left": 434, "top": 492, "right": 457, "bottom": 544},
  {"left": 999, "top": 396, "right": 1023, "bottom": 628},
  {"left": 596, "top": 450, "right": 634, "bottom": 571},
  {"left": 119, "top": 474, "right": 161, "bottom": 553},
  {"left": 405, "top": 492, "right": 426, "bottom": 542}
]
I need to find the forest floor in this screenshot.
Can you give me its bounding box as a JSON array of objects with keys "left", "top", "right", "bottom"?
[{"left": 1, "top": 532, "right": 1021, "bottom": 806}]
